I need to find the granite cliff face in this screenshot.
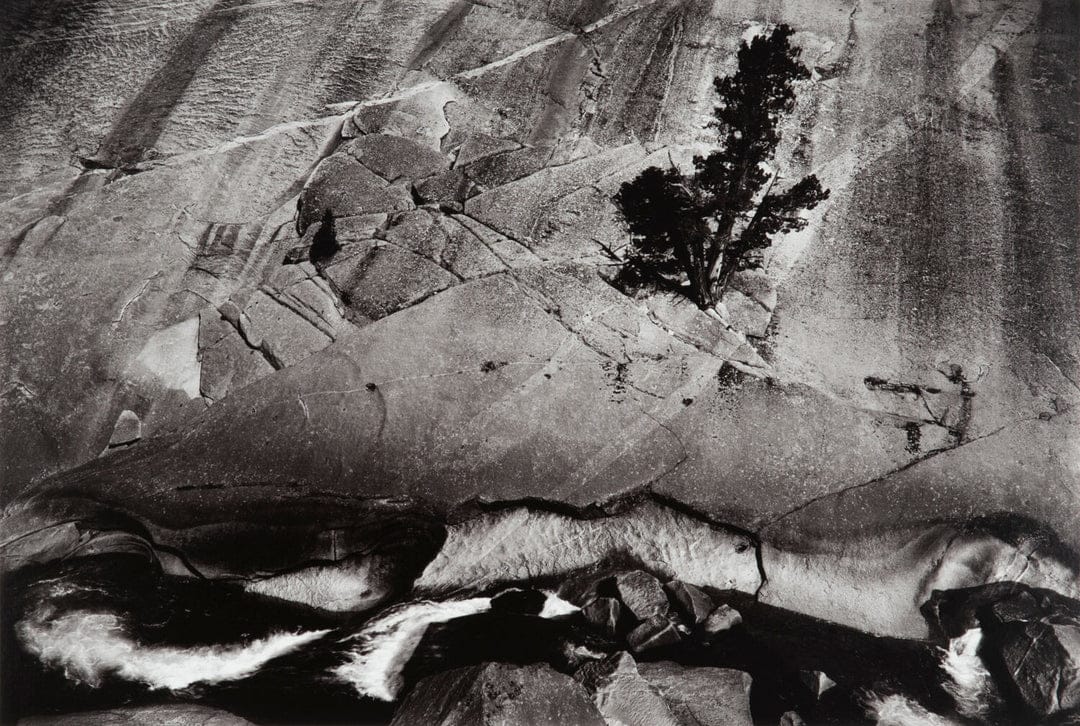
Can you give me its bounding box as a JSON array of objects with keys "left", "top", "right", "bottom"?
[{"left": 1, "top": 0, "right": 1078, "bottom": 722}]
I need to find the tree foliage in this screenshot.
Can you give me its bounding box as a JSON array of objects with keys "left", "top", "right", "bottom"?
[{"left": 614, "top": 24, "right": 829, "bottom": 308}]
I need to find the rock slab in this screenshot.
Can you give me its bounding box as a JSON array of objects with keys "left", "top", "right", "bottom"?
[
  {"left": 638, "top": 661, "right": 754, "bottom": 726},
  {"left": 614, "top": 571, "right": 669, "bottom": 621},
  {"left": 390, "top": 662, "right": 605, "bottom": 726}
]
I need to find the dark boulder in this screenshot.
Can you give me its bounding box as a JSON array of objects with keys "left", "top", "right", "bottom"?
[
  {"left": 582, "top": 597, "right": 623, "bottom": 637},
  {"left": 614, "top": 571, "right": 669, "bottom": 621},
  {"left": 637, "top": 661, "right": 754, "bottom": 726},
  {"left": 575, "top": 652, "right": 680, "bottom": 726},
  {"left": 703, "top": 603, "right": 743, "bottom": 635},
  {"left": 995, "top": 621, "right": 1080, "bottom": 717},
  {"left": 665, "top": 580, "right": 715, "bottom": 625},
  {"left": 922, "top": 581, "right": 1080, "bottom": 639},
  {"left": 390, "top": 662, "right": 605, "bottom": 726},
  {"left": 627, "top": 615, "right": 682, "bottom": 654},
  {"left": 923, "top": 582, "right": 1080, "bottom": 718}
]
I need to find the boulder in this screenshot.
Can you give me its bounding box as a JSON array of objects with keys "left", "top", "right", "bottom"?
[
  {"left": 414, "top": 169, "right": 475, "bottom": 210},
  {"left": 321, "top": 242, "right": 459, "bottom": 322},
  {"left": 922, "top": 582, "right": 1080, "bottom": 718},
  {"left": 346, "top": 133, "right": 450, "bottom": 183},
  {"left": 575, "top": 652, "right": 680, "bottom": 726},
  {"left": 614, "top": 571, "right": 669, "bottom": 621},
  {"left": 106, "top": 410, "right": 142, "bottom": 448},
  {"left": 298, "top": 154, "right": 413, "bottom": 233},
  {"left": 389, "top": 662, "right": 605, "bottom": 726},
  {"left": 996, "top": 621, "right": 1080, "bottom": 717},
  {"left": 703, "top": 604, "right": 743, "bottom": 635},
  {"left": 627, "top": 615, "right": 682, "bottom": 654},
  {"left": 922, "top": 581, "right": 1080, "bottom": 639},
  {"left": 666, "top": 580, "right": 715, "bottom": 625},
  {"left": 637, "top": 661, "right": 754, "bottom": 726},
  {"left": 582, "top": 597, "right": 623, "bottom": 637},
  {"left": 799, "top": 670, "right": 837, "bottom": 700}
]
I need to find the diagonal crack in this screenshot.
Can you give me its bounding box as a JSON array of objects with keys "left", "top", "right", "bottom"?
[
  {"left": 757, "top": 420, "right": 1023, "bottom": 533},
  {"left": 326, "top": 0, "right": 660, "bottom": 116}
]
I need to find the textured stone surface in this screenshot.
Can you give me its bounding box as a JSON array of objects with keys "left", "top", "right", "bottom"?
[
  {"left": 614, "top": 571, "right": 669, "bottom": 621},
  {"left": 0, "top": 0, "right": 1077, "bottom": 655},
  {"left": 998, "top": 622, "right": 1080, "bottom": 717},
  {"left": 582, "top": 597, "right": 623, "bottom": 638},
  {"left": 799, "top": 670, "right": 837, "bottom": 700},
  {"left": 389, "top": 662, "right": 605, "bottom": 726},
  {"left": 703, "top": 604, "right": 744, "bottom": 635},
  {"left": 925, "top": 582, "right": 1080, "bottom": 718},
  {"left": 19, "top": 704, "right": 255, "bottom": 725},
  {"left": 666, "top": 580, "right": 715, "bottom": 625},
  {"left": 576, "top": 652, "right": 680, "bottom": 726},
  {"left": 638, "top": 661, "right": 754, "bottom": 726},
  {"left": 106, "top": 410, "right": 142, "bottom": 448},
  {"left": 627, "top": 616, "right": 682, "bottom": 653}
]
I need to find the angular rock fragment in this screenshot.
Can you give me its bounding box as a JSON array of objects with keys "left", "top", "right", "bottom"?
[
  {"left": 575, "top": 652, "right": 680, "bottom": 726},
  {"left": 627, "top": 615, "right": 682, "bottom": 653},
  {"left": 779, "top": 711, "right": 806, "bottom": 726},
  {"left": 638, "top": 661, "right": 754, "bottom": 726},
  {"left": 922, "top": 582, "right": 1080, "bottom": 639},
  {"left": 107, "top": 410, "right": 142, "bottom": 447},
  {"left": 298, "top": 154, "right": 413, "bottom": 233},
  {"left": 996, "top": 621, "right": 1080, "bottom": 717},
  {"left": 390, "top": 662, "right": 605, "bottom": 726},
  {"left": 582, "top": 597, "right": 623, "bottom": 637},
  {"left": 666, "top": 580, "right": 714, "bottom": 625},
  {"left": 799, "top": 670, "right": 837, "bottom": 699},
  {"left": 614, "top": 570, "right": 669, "bottom": 620},
  {"left": 347, "top": 133, "right": 449, "bottom": 183},
  {"left": 414, "top": 169, "right": 475, "bottom": 210},
  {"left": 922, "top": 582, "right": 1080, "bottom": 718},
  {"left": 703, "top": 604, "right": 743, "bottom": 634},
  {"left": 234, "top": 289, "right": 333, "bottom": 368},
  {"left": 453, "top": 133, "right": 523, "bottom": 170},
  {"left": 322, "top": 242, "right": 459, "bottom": 321},
  {"left": 198, "top": 310, "right": 276, "bottom": 401}
]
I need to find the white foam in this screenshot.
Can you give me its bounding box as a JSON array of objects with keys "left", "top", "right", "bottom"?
[
  {"left": 539, "top": 590, "right": 580, "bottom": 619},
  {"left": 939, "top": 628, "right": 995, "bottom": 718},
  {"left": 243, "top": 557, "right": 390, "bottom": 612},
  {"left": 17, "top": 609, "right": 328, "bottom": 690},
  {"left": 863, "top": 693, "right": 961, "bottom": 726},
  {"left": 413, "top": 502, "right": 761, "bottom": 598},
  {"left": 333, "top": 597, "right": 491, "bottom": 701}
]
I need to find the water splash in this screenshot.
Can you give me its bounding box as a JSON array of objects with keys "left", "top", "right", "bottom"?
[
  {"left": 17, "top": 607, "right": 328, "bottom": 690},
  {"left": 333, "top": 597, "right": 492, "bottom": 701},
  {"left": 939, "top": 628, "right": 997, "bottom": 718},
  {"left": 863, "top": 693, "right": 962, "bottom": 726}
]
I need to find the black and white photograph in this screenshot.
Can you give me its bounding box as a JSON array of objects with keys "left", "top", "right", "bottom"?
[{"left": 0, "top": 0, "right": 1077, "bottom": 723}]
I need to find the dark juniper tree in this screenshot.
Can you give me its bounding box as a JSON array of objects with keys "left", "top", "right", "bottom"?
[{"left": 614, "top": 24, "right": 829, "bottom": 308}]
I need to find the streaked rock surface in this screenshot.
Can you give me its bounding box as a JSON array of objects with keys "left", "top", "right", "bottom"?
[{"left": 1, "top": 0, "right": 1077, "bottom": 681}]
